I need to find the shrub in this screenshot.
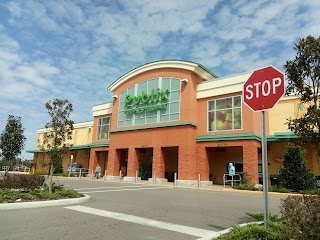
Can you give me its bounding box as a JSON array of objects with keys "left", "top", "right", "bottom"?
[
  {"left": 302, "top": 188, "right": 320, "bottom": 195},
  {"left": 281, "top": 195, "right": 320, "bottom": 240},
  {"left": 217, "top": 222, "right": 287, "bottom": 240},
  {"left": 34, "top": 171, "right": 48, "bottom": 176},
  {"left": 233, "top": 184, "right": 261, "bottom": 191},
  {"left": 246, "top": 212, "right": 282, "bottom": 222},
  {"left": 32, "top": 189, "right": 58, "bottom": 200},
  {"left": 55, "top": 188, "right": 82, "bottom": 198},
  {"left": 240, "top": 172, "right": 252, "bottom": 185},
  {"left": 279, "top": 144, "right": 316, "bottom": 190},
  {"left": 0, "top": 173, "right": 45, "bottom": 190},
  {"left": 269, "top": 186, "right": 292, "bottom": 193}
]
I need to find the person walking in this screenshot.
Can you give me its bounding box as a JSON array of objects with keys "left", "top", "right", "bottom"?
[
  {"left": 228, "top": 162, "right": 235, "bottom": 176},
  {"left": 95, "top": 164, "right": 101, "bottom": 179},
  {"left": 228, "top": 162, "right": 235, "bottom": 186}
]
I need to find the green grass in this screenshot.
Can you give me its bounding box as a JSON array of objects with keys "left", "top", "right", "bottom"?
[{"left": 0, "top": 187, "right": 84, "bottom": 203}]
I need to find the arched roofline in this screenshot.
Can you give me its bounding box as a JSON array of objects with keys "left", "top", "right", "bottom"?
[{"left": 107, "top": 60, "right": 218, "bottom": 92}]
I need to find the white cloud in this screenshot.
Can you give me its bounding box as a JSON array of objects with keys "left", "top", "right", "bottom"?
[
  {"left": 7, "top": 1, "right": 21, "bottom": 17},
  {"left": 1, "top": 0, "right": 320, "bottom": 157}
]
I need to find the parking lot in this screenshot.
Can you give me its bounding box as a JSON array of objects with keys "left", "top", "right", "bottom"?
[{"left": 0, "top": 178, "right": 285, "bottom": 240}]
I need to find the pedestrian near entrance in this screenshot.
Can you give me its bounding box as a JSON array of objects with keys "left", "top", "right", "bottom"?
[
  {"left": 95, "top": 164, "right": 101, "bottom": 179},
  {"left": 228, "top": 163, "right": 235, "bottom": 176}
]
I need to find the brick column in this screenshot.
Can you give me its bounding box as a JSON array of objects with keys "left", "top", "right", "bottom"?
[
  {"left": 197, "top": 146, "right": 209, "bottom": 181},
  {"left": 178, "top": 145, "right": 197, "bottom": 180},
  {"left": 107, "top": 148, "right": 120, "bottom": 176},
  {"left": 127, "top": 148, "right": 139, "bottom": 177},
  {"left": 89, "top": 148, "right": 98, "bottom": 173},
  {"left": 152, "top": 146, "right": 165, "bottom": 179},
  {"left": 243, "top": 142, "right": 259, "bottom": 184}
]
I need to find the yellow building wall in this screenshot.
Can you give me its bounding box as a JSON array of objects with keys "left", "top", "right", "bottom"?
[
  {"left": 73, "top": 128, "right": 92, "bottom": 145},
  {"left": 267, "top": 142, "right": 287, "bottom": 176},
  {"left": 36, "top": 125, "right": 93, "bottom": 150},
  {"left": 34, "top": 152, "right": 50, "bottom": 172},
  {"left": 268, "top": 98, "right": 297, "bottom": 135},
  {"left": 34, "top": 123, "right": 93, "bottom": 173}
]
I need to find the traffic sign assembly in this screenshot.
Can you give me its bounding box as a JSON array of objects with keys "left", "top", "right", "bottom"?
[
  {"left": 243, "top": 65, "right": 285, "bottom": 229},
  {"left": 243, "top": 66, "right": 285, "bottom": 112}
]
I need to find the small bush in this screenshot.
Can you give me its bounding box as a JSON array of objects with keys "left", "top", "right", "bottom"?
[
  {"left": 16, "top": 192, "right": 34, "bottom": 200},
  {"left": 279, "top": 144, "right": 316, "bottom": 190},
  {"left": 281, "top": 195, "right": 320, "bottom": 240},
  {"left": 245, "top": 212, "right": 282, "bottom": 222},
  {"left": 0, "top": 173, "right": 45, "bottom": 190},
  {"left": 302, "top": 188, "right": 320, "bottom": 195},
  {"left": 269, "top": 186, "right": 292, "bottom": 193},
  {"left": 217, "top": 222, "right": 287, "bottom": 240},
  {"left": 233, "top": 184, "right": 261, "bottom": 191},
  {"left": 0, "top": 186, "right": 83, "bottom": 203},
  {"left": 55, "top": 188, "right": 82, "bottom": 198},
  {"left": 34, "top": 171, "right": 48, "bottom": 176},
  {"left": 240, "top": 172, "right": 252, "bottom": 185},
  {"left": 32, "top": 189, "right": 58, "bottom": 200}
]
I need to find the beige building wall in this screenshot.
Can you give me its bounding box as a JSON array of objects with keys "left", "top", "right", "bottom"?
[{"left": 268, "top": 98, "right": 297, "bottom": 134}]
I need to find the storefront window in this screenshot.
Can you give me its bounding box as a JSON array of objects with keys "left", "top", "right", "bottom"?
[
  {"left": 208, "top": 96, "right": 242, "bottom": 131},
  {"left": 97, "top": 117, "right": 111, "bottom": 140},
  {"left": 118, "top": 77, "right": 181, "bottom": 126}
]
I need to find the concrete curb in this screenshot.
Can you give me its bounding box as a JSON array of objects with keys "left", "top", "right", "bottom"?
[
  {"left": 223, "top": 188, "right": 302, "bottom": 196},
  {"left": 0, "top": 194, "right": 90, "bottom": 210},
  {"left": 196, "top": 221, "right": 264, "bottom": 240}
]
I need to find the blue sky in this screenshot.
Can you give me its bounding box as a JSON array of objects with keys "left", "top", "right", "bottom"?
[{"left": 0, "top": 0, "right": 319, "bottom": 159}]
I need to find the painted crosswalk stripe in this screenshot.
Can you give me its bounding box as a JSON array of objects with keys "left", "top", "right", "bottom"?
[
  {"left": 74, "top": 185, "right": 146, "bottom": 191},
  {"left": 65, "top": 205, "right": 218, "bottom": 238},
  {"left": 80, "top": 186, "right": 171, "bottom": 194}
]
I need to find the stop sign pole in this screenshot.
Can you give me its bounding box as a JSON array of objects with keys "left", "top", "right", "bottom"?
[{"left": 243, "top": 66, "right": 285, "bottom": 229}]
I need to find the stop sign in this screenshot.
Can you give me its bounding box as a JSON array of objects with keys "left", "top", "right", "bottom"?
[{"left": 243, "top": 66, "right": 285, "bottom": 111}]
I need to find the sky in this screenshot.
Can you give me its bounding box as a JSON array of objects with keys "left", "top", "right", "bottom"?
[{"left": 0, "top": 0, "right": 320, "bottom": 159}]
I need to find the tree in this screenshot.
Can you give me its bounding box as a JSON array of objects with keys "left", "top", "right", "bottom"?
[
  {"left": 38, "top": 99, "right": 74, "bottom": 193},
  {"left": 285, "top": 35, "right": 320, "bottom": 172},
  {"left": 0, "top": 115, "right": 26, "bottom": 167},
  {"left": 279, "top": 144, "right": 315, "bottom": 190}
]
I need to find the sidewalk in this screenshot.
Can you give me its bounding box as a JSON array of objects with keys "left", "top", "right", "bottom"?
[
  {"left": 60, "top": 176, "right": 301, "bottom": 196},
  {"left": 61, "top": 176, "right": 231, "bottom": 191}
]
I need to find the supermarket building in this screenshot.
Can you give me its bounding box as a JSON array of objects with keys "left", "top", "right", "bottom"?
[{"left": 28, "top": 60, "right": 320, "bottom": 185}]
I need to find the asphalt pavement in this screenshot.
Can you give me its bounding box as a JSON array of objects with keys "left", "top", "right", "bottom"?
[{"left": 0, "top": 178, "right": 286, "bottom": 240}]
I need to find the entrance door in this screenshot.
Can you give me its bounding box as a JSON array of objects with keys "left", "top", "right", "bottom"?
[
  {"left": 164, "top": 147, "right": 178, "bottom": 182},
  {"left": 118, "top": 149, "right": 128, "bottom": 177},
  {"left": 138, "top": 148, "right": 153, "bottom": 180},
  {"left": 97, "top": 151, "right": 108, "bottom": 175}
]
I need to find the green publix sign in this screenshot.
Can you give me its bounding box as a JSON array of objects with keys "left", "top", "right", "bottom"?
[{"left": 124, "top": 88, "right": 169, "bottom": 114}]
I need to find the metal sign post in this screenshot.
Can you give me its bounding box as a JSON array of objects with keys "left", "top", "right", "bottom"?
[
  {"left": 261, "top": 111, "right": 269, "bottom": 228},
  {"left": 243, "top": 66, "right": 285, "bottom": 229}
]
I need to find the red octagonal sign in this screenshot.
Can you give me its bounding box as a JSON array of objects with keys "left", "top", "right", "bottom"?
[{"left": 243, "top": 66, "right": 285, "bottom": 112}]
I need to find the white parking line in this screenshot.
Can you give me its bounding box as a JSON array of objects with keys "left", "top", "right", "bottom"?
[
  {"left": 74, "top": 185, "right": 145, "bottom": 191},
  {"left": 65, "top": 205, "right": 218, "bottom": 238},
  {"left": 81, "top": 186, "right": 171, "bottom": 194}
]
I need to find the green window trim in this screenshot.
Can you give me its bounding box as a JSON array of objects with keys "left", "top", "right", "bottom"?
[{"left": 110, "top": 122, "right": 197, "bottom": 133}]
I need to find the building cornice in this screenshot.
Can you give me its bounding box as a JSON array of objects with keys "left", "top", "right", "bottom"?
[{"left": 108, "top": 60, "right": 218, "bottom": 92}]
